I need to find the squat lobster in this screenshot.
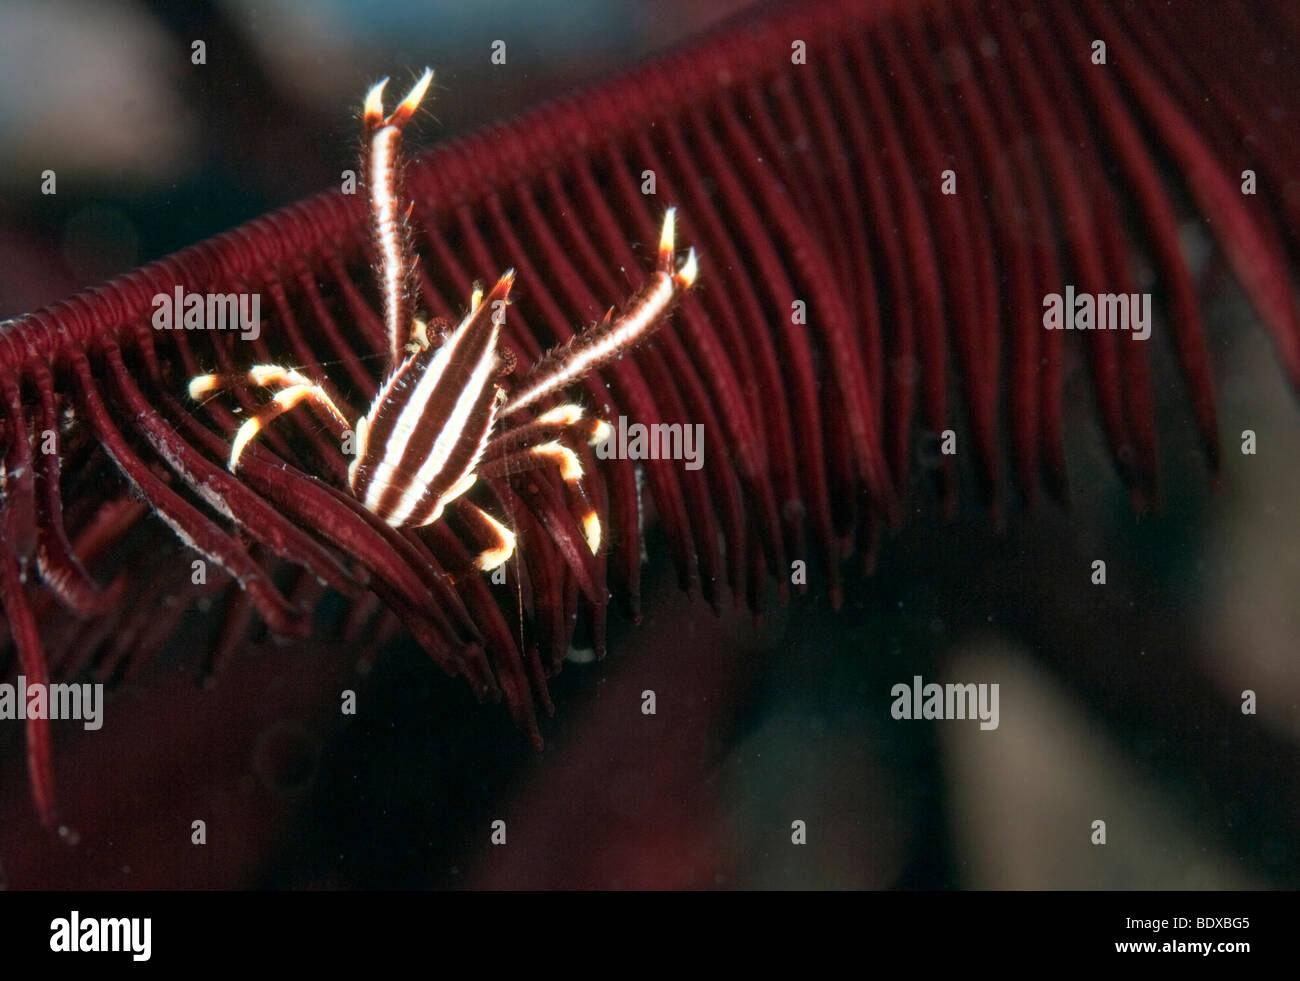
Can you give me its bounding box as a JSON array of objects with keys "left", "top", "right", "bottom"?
[{"left": 190, "top": 68, "right": 698, "bottom": 573}]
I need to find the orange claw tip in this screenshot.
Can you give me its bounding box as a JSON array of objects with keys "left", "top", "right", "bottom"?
[
  {"left": 659, "top": 207, "right": 677, "bottom": 259},
  {"left": 481, "top": 269, "right": 516, "bottom": 311},
  {"left": 363, "top": 77, "right": 389, "bottom": 121},
  {"left": 385, "top": 67, "right": 434, "bottom": 128},
  {"left": 398, "top": 67, "right": 434, "bottom": 114},
  {"left": 675, "top": 246, "right": 699, "bottom": 289}
]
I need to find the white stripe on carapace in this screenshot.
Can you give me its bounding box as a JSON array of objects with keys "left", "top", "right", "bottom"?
[
  {"left": 386, "top": 326, "right": 500, "bottom": 526},
  {"left": 346, "top": 413, "right": 368, "bottom": 488},
  {"left": 365, "top": 310, "right": 483, "bottom": 514},
  {"left": 416, "top": 470, "right": 478, "bottom": 527},
  {"left": 362, "top": 275, "right": 508, "bottom": 516},
  {"left": 358, "top": 354, "right": 418, "bottom": 510}
]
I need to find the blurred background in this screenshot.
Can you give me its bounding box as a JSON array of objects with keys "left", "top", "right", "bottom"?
[
  {"left": 0, "top": 0, "right": 1297, "bottom": 890},
  {"left": 0, "top": 0, "right": 751, "bottom": 317}
]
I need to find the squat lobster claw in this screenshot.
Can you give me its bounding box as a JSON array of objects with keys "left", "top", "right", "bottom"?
[{"left": 190, "top": 67, "right": 698, "bottom": 574}]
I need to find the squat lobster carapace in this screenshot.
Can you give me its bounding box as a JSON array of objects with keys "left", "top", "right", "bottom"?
[{"left": 190, "top": 68, "right": 698, "bottom": 574}]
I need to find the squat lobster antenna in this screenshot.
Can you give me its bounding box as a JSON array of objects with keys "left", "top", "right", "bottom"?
[{"left": 503, "top": 208, "right": 699, "bottom": 417}]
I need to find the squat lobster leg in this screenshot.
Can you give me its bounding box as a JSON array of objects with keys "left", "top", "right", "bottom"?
[
  {"left": 478, "top": 404, "right": 608, "bottom": 555},
  {"left": 364, "top": 68, "right": 434, "bottom": 366},
  {"left": 462, "top": 502, "right": 518, "bottom": 572},
  {"left": 502, "top": 209, "right": 698, "bottom": 418},
  {"left": 190, "top": 365, "right": 352, "bottom": 470}
]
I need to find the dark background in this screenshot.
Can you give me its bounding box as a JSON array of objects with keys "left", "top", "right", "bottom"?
[{"left": 0, "top": 0, "right": 1296, "bottom": 890}]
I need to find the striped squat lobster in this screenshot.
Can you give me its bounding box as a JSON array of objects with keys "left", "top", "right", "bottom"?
[{"left": 190, "top": 68, "right": 698, "bottom": 574}]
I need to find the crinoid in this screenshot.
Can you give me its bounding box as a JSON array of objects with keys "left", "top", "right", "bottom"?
[{"left": 2, "top": 0, "right": 1299, "bottom": 841}]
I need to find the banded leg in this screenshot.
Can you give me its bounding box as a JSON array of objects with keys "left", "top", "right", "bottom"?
[
  {"left": 470, "top": 443, "right": 606, "bottom": 614},
  {"left": 480, "top": 409, "right": 607, "bottom": 556},
  {"left": 486, "top": 403, "right": 610, "bottom": 460},
  {"left": 189, "top": 365, "right": 351, "bottom": 471},
  {"left": 189, "top": 364, "right": 328, "bottom": 400},
  {"left": 363, "top": 68, "right": 434, "bottom": 366},
  {"left": 502, "top": 208, "right": 698, "bottom": 417},
  {"left": 460, "top": 501, "right": 517, "bottom": 572}
]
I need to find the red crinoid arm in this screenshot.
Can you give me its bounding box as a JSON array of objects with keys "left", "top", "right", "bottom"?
[{"left": 363, "top": 68, "right": 434, "bottom": 369}]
